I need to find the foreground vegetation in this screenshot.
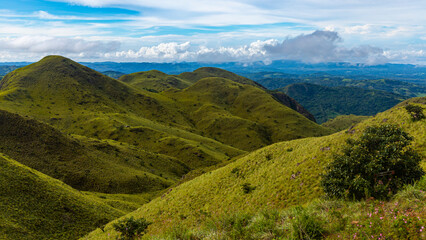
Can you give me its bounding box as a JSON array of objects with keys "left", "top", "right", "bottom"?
[{"left": 154, "top": 180, "right": 425, "bottom": 240}]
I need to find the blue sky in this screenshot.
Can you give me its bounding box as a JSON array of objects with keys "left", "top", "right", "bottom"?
[{"left": 0, "top": 0, "right": 425, "bottom": 64}]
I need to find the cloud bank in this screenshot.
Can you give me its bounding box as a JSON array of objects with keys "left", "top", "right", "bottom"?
[{"left": 0, "top": 31, "right": 390, "bottom": 64}]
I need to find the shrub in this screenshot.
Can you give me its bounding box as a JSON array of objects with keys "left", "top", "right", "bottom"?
[
  {"left": 291, "top": 207, "right": 325, "bottom": 240},
  {"left": 113, "top": 216, "right": 151, "bottom": 240},
  {"left": 241, "top": 183, "right": 256, "bottom": 194},
  {"left": 322, "top": 124, "right": 424, "bottom": 200},
  {"left": 404, "top": 104, "right": 425, "bottom": 121}
]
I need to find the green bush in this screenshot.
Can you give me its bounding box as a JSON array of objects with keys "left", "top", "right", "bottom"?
[
  {"left": 321, "top": 124, "right": 424, "bottom": 200},
  {"left": 291, "top": 207, "right": 325, "bottom": 240},
  {"left": 113, "top": 216, "right": 151, "bottom": 240},
  {"left": 404, "top": 104, "right": 425, "bottom": 121}
]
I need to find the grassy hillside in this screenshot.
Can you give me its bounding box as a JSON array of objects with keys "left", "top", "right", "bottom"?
[
  {"left": 0, "top": 56, "right": 325, "bottom": 171},
  {"left": 0, "top": 56, "right": 246, "bottom": 182},
  {"left": 83, "top": 97, "right": 425, "bottom": 239},
  {"left": 121, "top": 67, "right": 317, "bottom": 122},
  {"left": 119, "top": 70, "right": 192, "bottom": 92},
  {"left": 0, "top": 109, "right": 190, "bottom": 193},
  {"left": 322, "top": 114, "right": 370, "bottom": 132},
  {"left": 178, "top": 67, "right": 265, "bottom": 89},
  {"left": 281, "top": 83, "right": 407, "bottom": 123},
  {"left": 162, "top": 77, "right": 331, "bottom": 151},
  {"left": 0, "top": 153, "right": 124, "bottom": 240}
]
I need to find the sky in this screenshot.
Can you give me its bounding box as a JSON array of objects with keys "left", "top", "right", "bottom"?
[{"left": 0, "top": 0, "right": 425, "bottom": 64}]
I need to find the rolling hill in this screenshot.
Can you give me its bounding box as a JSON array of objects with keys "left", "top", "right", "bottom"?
[
  {"left": 162, "top": 77, "right": 330, "bottom": 151},
  {"left": 83, "top": 97, "right": 425, "bottom": 239},
  {"left": 0, "top": 56, "right": 329, "bottom": 193},
  {"left": 280, "top": 83, "right": 407, "bottom": 123},
  {"left": 120, "top": 67, "right": 317, "bottom": 122},
  {"left": 0, "top": 109, "right": 186, "bottom": 194}
]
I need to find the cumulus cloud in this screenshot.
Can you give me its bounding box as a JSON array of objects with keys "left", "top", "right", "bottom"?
[
  {"left": 262, "top": 31, "right": 387, "bottom": 64},
  {"left": 0, "top": 31, "right": 388, "bottom": 64}
]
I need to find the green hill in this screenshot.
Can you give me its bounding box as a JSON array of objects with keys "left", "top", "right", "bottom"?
[
  {"left": 0, "top": 56, "right": 326, "bottom": 171},
  {"left": 178, "top": 67, "right": 265, "bottom": 88},
  {"left": 162, "top": 77, "right": 331, "bottom": 151},
  {"left": 119, "top": 70, "right": 192, "bottom": 92},
  {"left": 0, "top": 109, "right": 187, "bottom": 193},
  {"left": 280, "top": 83, "right": 407, "bottom": 123},
  {"left": 0, "top": 153, "right": 123, "bottom": 240},
  {"left": 0, "top": 56, "right": 245, "bottom": 177},
  {"left": 121, "top": 67, "right": 317, "bottom": 122},
  {"left": 83, "top": 97, "right": 425, "bottom": 239},
  {"left": 321, "top": 114, "right": 370, "bottom": 132}
]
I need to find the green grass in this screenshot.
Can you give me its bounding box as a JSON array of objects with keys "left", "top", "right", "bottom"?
[
  {"left": 0, "top": 153, "right": 124, "bottom": 240},
  {"left": 0, "top": 109, "right": 188, "bottom": 194},
  {"left": 119, "top": 70, "right": 192, "bottom": 92},
  {"left": 178, "top": 67, "right": 265, "bottom": 89},
  {"left": 83, "top": 98, "right": 425, "bottom": 239},
  {"left": 152, "top": 178, "right": 426, "bottom": 239},
  {"left": 322, "top": 114, "right": 370, "bottom": 132},
  {"left": 162, "top": 77, "right": 331, "bottom": 151}
]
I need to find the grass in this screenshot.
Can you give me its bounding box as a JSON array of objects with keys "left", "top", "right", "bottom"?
[
  {"left": 0, "top": 109, "right": 185, "bottom": 194},
  {"left": 0, "top": 55, "right": 328, "bottom": 186},
  {"left": 0, "top": 153, "right": 124, "bottom": 240},
  {"left": 152, "top": 177, "right": 426, "bottom": 240},
  {"left": 82, "top": 98, "right": 425, "bottom": 239},
  {"left": 162, "top": 77, "right": 331, "bottom": 151},
  {"left": 119, "top": 70, "right": 192, "bottom": 92},
  {"left": 322, "top": 114, "right": 370, "bottom": 132}
]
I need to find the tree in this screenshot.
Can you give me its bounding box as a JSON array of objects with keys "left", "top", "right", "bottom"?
[
  {"left": 113, "top": 216, "right": 151, "bottom": 240},
  {"left": 321, "top": 124, "right": 424, "bottom": 200},
  {"left": 404, "top": 104, "right": 425, "bottom": 121}
]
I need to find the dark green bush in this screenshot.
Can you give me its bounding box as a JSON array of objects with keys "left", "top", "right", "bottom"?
[
  {"left": 291, "top": 207, "right": 325, "bottom": 240},
  {"left": 113, "top": 216, "right": 151, "bottom": 240},
  {"left": 404, "top": 104, "right": 425, "bottom": 121},
  {"left": 241, "top": 183, "right": 255, "bottom": 194},
  {"left": 322, "top": 124, "right": 424, "bottom": 200}
]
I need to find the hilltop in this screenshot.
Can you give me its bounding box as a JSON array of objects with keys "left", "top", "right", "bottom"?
[{"left": 83, "top": 97, "right": 425, "bottom": 239}]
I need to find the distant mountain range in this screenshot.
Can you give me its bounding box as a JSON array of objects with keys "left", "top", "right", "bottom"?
[{"left": 2, "top": 60, "right": 425, "bottom": 84}]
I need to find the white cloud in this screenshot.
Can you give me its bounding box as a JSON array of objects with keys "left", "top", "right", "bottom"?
[{"left": 0, "top": 36, "right": 120, "bottom": 54}]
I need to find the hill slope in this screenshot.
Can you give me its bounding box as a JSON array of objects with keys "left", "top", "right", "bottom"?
[
  {"left": 121, "top": 67, "right": 316, "bottom": 121},
  {"left": 322, "top": 114, "right": 370, "bottom": 132},
  {"left": 0, "top": 153, "right": 123, "bottom": 240},
  {"left": 162, "top": 77, "right": 331, "bottom": 151},
  {"left": 119, "top": 70, "right": 192, "bottom": 92},
  {"left": 0, "top": 56, "right": 245, "bottom": 179},
  {"left": 0, "top": 109, "right": 187, "bottom": 193},
  {"left": 84, "top": 97, "right": 425, "bottom": 239},
  {"left": 281, "top": 83, "right": 407, "bottom": 123},
  {"left": 178, "top": 67, "right": 265, "bottom": 89}
]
